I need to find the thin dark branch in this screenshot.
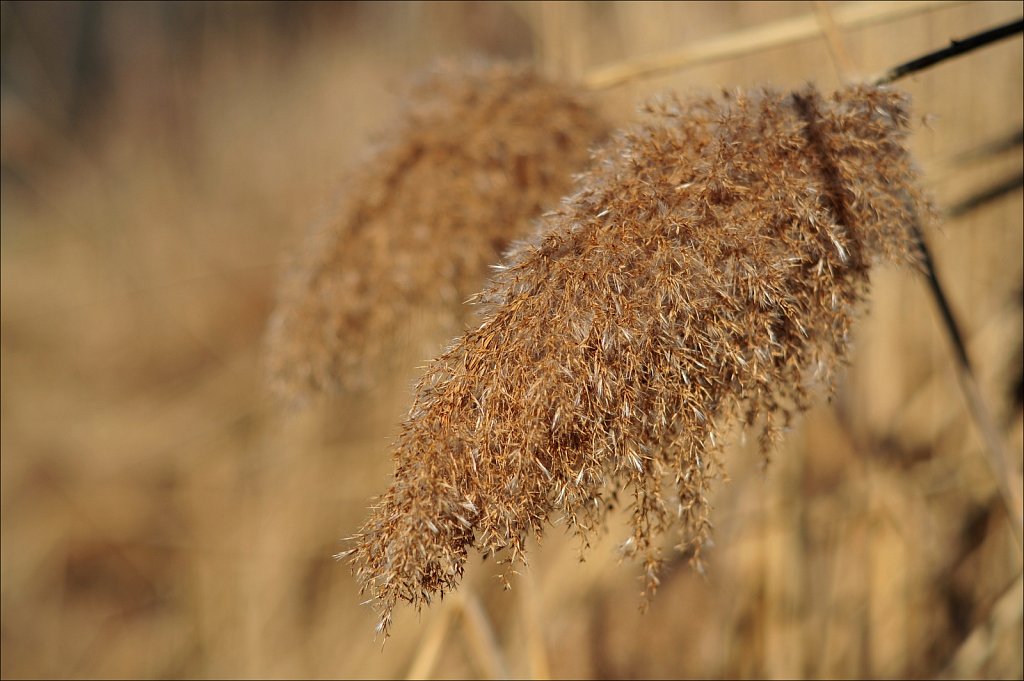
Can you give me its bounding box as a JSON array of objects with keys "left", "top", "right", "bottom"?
[
  {"left": 882, "top": 17, "right": 1024, "bottom": 546},
  {"left": 912, "top": 225, "right": 972, "bottom": 371},
  {"left": 875, "top": 18, "right": 1023, "bottom": 85},
  {"left": 946, "top": 172, "right": 1024, "bottom": 220},
  {"left": 912, "top": 222, "right": 1024, "bottom": 546},
  {"left": 948, "top": 128, "right": 1023, "bottom": 166}
]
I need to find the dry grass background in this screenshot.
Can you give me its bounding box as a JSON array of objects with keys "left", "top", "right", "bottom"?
[{"left": 1, "top": 1, "right": 1022, "bottom": 679}]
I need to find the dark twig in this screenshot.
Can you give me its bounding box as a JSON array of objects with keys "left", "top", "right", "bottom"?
[
  {"left": 912, "top": 222, "right": 1024, "bottom": 547},
  {"left": 949, "top": 128, "right": 1023, "bottom": 167},
  {"left": 874, "top": 18, "right": 1023, "bottom": 85},
  {"left": 946, "top": 172, "right": 1024, "bottom": 220},
  {"left": 872, "top": 16, "right": 1024, "bottom": 547},
  {"left": 913, "top": 227, "right": 971, "bottom": 371}
]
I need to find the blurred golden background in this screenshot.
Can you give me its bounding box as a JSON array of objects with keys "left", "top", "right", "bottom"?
[{"left": 1, "top": 1, "right": 1021, "bottom": 678}]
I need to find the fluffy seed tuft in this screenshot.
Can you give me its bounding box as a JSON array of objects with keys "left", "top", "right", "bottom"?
[
  {"left": 265, "top": 62, "right": 610, "bottom": 401},
  {"left": 348, "top": 83, "right": 932, "bottom": 636}
]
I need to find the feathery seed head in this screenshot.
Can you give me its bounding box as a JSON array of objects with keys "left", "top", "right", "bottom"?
[
  {"left": 349, "top": 82, "right": 932, "bottom": 636},
  {"left": 265, "top": 62, "right": 610, "bottom": 402}
]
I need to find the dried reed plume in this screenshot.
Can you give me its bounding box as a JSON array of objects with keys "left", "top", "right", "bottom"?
[
  {"left": 348, "top": 83, "right": 933, "bottom": 635},
  {"left": 265, "top": 62, "right": 609, "bottom": 401}
]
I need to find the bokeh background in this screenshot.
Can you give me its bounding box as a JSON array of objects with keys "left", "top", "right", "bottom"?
[{"left": 2, "top": 1, "right": 1022, "bottom": 678}]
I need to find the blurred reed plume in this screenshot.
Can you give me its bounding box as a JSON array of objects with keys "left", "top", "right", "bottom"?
[
  {"left": 348, "top": 83, "right": 933, "bottom": 635},
  {"left": 265, "top": 62, "right": 609, "bottom": 402}
]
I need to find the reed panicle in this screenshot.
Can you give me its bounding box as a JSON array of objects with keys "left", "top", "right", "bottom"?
[
  {"left": 265, "top": 62, "right": 609, "bottom": 401},
  {"left": 347, "top": 82, "right": 934, "bottom": 636}
]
